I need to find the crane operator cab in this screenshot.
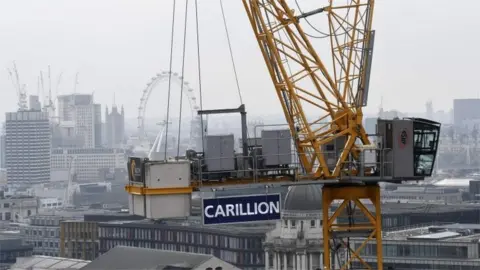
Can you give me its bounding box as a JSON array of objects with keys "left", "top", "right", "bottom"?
[{"left": 376, "top": 118, "right": 441, "bottom": 182}]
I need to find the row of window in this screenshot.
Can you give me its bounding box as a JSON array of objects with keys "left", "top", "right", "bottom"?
[
  {"left": 359, "top": 243, "right": 469, "bottom": 259},
  {"left": 283, "top": 219, "right": 322, "bottom": 229},
  {"left": 99, "top": 227, "right": 262, "bottom": 250},
  {"left": 100, "top": 240, "right": 263, "bottom": 266}
]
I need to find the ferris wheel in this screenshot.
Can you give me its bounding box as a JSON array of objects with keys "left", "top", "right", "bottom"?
[{"left": 137, "top": 71, "right": 201, "bottom": 149}]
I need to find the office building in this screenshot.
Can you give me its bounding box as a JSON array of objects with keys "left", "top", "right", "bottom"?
[
  {"left": 98, "top": 217, "right": 271, "bottom": 270},
  {"left": 57, "top": 94, "right": 102, "bottom": 148},
  {"left": 105, "top": 104, "right": 125, "bottom": 148},
  {"left": 51, "top": 148, "right": 125, "bottom": 182},
  {"left": 5, "top": 110, "right": 50, "bottom": 186},
  {"left": 82, "top": 246, "right": 241, "bottom": 270},
  {"left": 0, "top": 194, "right": 38, "bottom": 222},
  {"left": 60, "top": 220, "right": 99, "bottom": 261},
  {"left": 264, "top": 185, "right": 340, "bottom": 270},
  {"left": 351, "top": 223, "right": 480, "bottom": 269},
  {"left": 10, "top": 256, "right": 90, "bottom": 269},
  {"left": 453, "top": 99, "right": 480, "bottom": 127},
  {"left": 0, "top": 126, "right": 5, "bottom": 169},
  {"left": 28, "top": 95, "right": 41, "bottom": 111},
  {"left": 0, "top": 233, "right": 33, "bottom": 270},
  {"left": 364, "top": 117, "right": 377, "bottom": 136}
]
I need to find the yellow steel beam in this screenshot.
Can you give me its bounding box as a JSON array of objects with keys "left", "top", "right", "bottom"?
[
  {"left": 322, "top": 184, "right": 383, "bottom": 270},
  {"left": 125, "top": 185, "right": 193, "bottom": 195}
]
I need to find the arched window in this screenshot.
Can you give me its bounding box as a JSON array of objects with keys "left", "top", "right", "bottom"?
[{"left": 215, "top": 267, "right": 222, "bottom": 270}]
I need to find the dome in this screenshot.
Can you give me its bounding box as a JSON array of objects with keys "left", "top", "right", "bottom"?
[{"left": 283, "top": 185, "right": 322, "bottom": 211}]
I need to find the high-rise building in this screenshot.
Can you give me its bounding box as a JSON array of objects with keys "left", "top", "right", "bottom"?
[
  {"left": 364, "top": 117, "right": 378, "bottom": 136},
  {"left": 453, "top": 99, "right": 480, "bottom": 127},
  {"left": 29, "top": 95, "right": 42, "bottom": 111},
  {"left": 57, "top": 94, "right": 102, "bottom": 148},
  {"left": 105, "top": 104, "right": 124, "bottom": 148},
  {"left": 0, "top": 123, "right": 5, "bottom": 169},
  {"left": 94, "top": 104, "right": 102, "bottom": 148},
  {"left": 5, "top": 110, "right": 51, "bottom": 185}
]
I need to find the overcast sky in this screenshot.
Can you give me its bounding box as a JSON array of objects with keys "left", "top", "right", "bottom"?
[{"left": 0, "top": 0, "right": 478, "bottom": 121}]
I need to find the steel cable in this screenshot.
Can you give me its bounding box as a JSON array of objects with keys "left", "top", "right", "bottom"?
[
  {"left": 176, "top": 0, "right": 190, "bottom": 159},
  {"left": 164, "top": 0, "right": 177, "bottom": 160}
]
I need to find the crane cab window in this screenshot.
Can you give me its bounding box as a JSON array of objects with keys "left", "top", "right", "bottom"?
[{"left": 412, "top": 119, "right": 440, "bottom": 177}]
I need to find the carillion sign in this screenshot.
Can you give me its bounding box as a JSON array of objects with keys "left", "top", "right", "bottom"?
[{"left": 202, "top": 194, "right": 281, "bottom": 225}]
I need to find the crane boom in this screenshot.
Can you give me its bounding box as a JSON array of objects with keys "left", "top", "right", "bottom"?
[
  {"left": 242, "top": 0, "right": 374, "bottom": 179},
  {"left": 7, "top": 62, "right": 28, "bottom": 111}
]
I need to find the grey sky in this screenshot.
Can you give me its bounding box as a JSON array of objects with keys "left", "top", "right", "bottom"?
[{"left": 0, "top": 0, "right": 477, "bottom": 121}]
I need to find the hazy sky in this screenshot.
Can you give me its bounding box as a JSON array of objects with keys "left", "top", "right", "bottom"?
[{"left": 0, "top": 0, "right": 478, "bottom": 121}]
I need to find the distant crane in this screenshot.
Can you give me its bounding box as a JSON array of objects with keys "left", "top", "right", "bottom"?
[
  {"left": 39, "top": 66, "right": 63, "bottom": 124},
  {"left": 63, "top": 156, "right": 77, "bottom": 208},
  {"left": 6, "top": 62, "right": 28, "bottom": 111}
]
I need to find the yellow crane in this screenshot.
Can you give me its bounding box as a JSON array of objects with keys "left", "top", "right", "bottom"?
[
  {"left": 126, "top": 1, "right": 441, "bottom": 269},
  {"left": 242, "top": 1, "right": 378, "bottom": 268}
]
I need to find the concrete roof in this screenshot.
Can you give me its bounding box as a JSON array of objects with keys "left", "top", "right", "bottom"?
[
  {"left": 10, "top": 255, "right": 90, "bottom": 270},
  {"left": 81, "top": 246, "right": 215, "bottom": 270},
  {"left": 101, "top": 216, "right": 274, "bottom": 235}
]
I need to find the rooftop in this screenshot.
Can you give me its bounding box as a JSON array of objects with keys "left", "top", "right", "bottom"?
[
  {"left": 383, "top": 223, "right": 480, "bottom": 242},
  {"left": 356, "top": 202, "right": 480, "bottom": 215},
  {"left": 81, "top": 246, "right": 238, "bottom": 270},
  {"left": 10, "top": 255, "right": 90, "bottom": 270},
  {"left": 101, "top": 215, "right": 274, "bottom": 235}
]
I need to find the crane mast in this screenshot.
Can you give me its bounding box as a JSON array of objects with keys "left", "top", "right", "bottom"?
[{"left": 242, "top": 0, "right": 381, "bottom": 269}]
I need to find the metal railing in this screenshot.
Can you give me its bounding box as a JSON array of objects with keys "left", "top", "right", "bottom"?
[{"left": 189, "top": 147, "right": 395, "bottom": 187}]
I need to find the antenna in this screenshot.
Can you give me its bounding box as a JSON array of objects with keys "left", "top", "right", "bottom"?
[
  {"left": 73, "top": 72, "right": 79, "bottom": 94},
  {"left": 48, "top": 66, "right": 52, "bottom": 101}
]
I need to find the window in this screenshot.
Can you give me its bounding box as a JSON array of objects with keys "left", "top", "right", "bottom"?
[
  {"left": 284, "top": 219, "right": 288, "bottom": 228},
  {"left": 411, "top": 119, "right": 440, "bottom": 177},
  {"left": 310, "top": 220, "right": 316, "bottom": 228},
  {"left": 291, "top": 220, "right": 296, "bottom": 228}
]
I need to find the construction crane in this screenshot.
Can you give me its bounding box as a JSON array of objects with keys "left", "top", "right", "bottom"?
[
  {"left": 7, "top": 62, "right": 28, "bottom": 111},
  {"left": 125, "top": 1, "right": 441, "bottom": 269}
]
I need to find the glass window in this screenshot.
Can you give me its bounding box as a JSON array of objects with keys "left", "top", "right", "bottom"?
[
  {"left": 291, "top": 220, "right": 296, "bottom": 228},
  {"left": 310, "top": 220, "right": 315, "bottom": 228},
  {"left": 412, "top": 119, "right": 440, "bottom": 177}
]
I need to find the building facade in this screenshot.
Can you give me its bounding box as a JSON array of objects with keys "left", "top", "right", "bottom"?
[
  {"left": 352, "top": 223, "right": 480, "bottom": 270},
  {"left": 453, "top": 99, "right": 480, "bottom": 128},
  {"left": 60, "top": 220, "right": 99, "bottom": 261},
  {"left": 263, "top": 185, "right": 343, "bottom": 270},
  {"left": 0, "top": 194, "right": 38, "bottom": 222},
  {"left": 51, "top": 148, "right": 125, "bottom": 182},
  {"left": 5, "top": 110, "right": 51, "bottom": 186},
  {"left": 98, "top": 218, "right": 270, "bottom": 270},
  {"left": 57, "top": 94, "right": 102, "bottom": 148},
  {"left": 0, "top": 130, "right": 5, "bottom": 169},
  {"left": 0, "top": 234, "right": 33, "bottom": 270}
]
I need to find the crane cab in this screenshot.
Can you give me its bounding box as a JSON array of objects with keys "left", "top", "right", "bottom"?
[{"left": 376, "top": 118, "right": 441, "bottom": 181}]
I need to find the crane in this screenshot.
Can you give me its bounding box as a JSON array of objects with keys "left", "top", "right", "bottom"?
[
  {"left": 241, "top": 1, "right": 379, "bottom": 267},
  {"left": 7, "top": 62, "right": 28, "bottom": 111},
  {"left": 126, "top": 1, "right": 441, "bottom": 269}
]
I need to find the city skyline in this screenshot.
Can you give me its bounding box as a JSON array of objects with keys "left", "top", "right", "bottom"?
[{"left": 1, "top": 0, "right": 479, "bottom": 120}]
